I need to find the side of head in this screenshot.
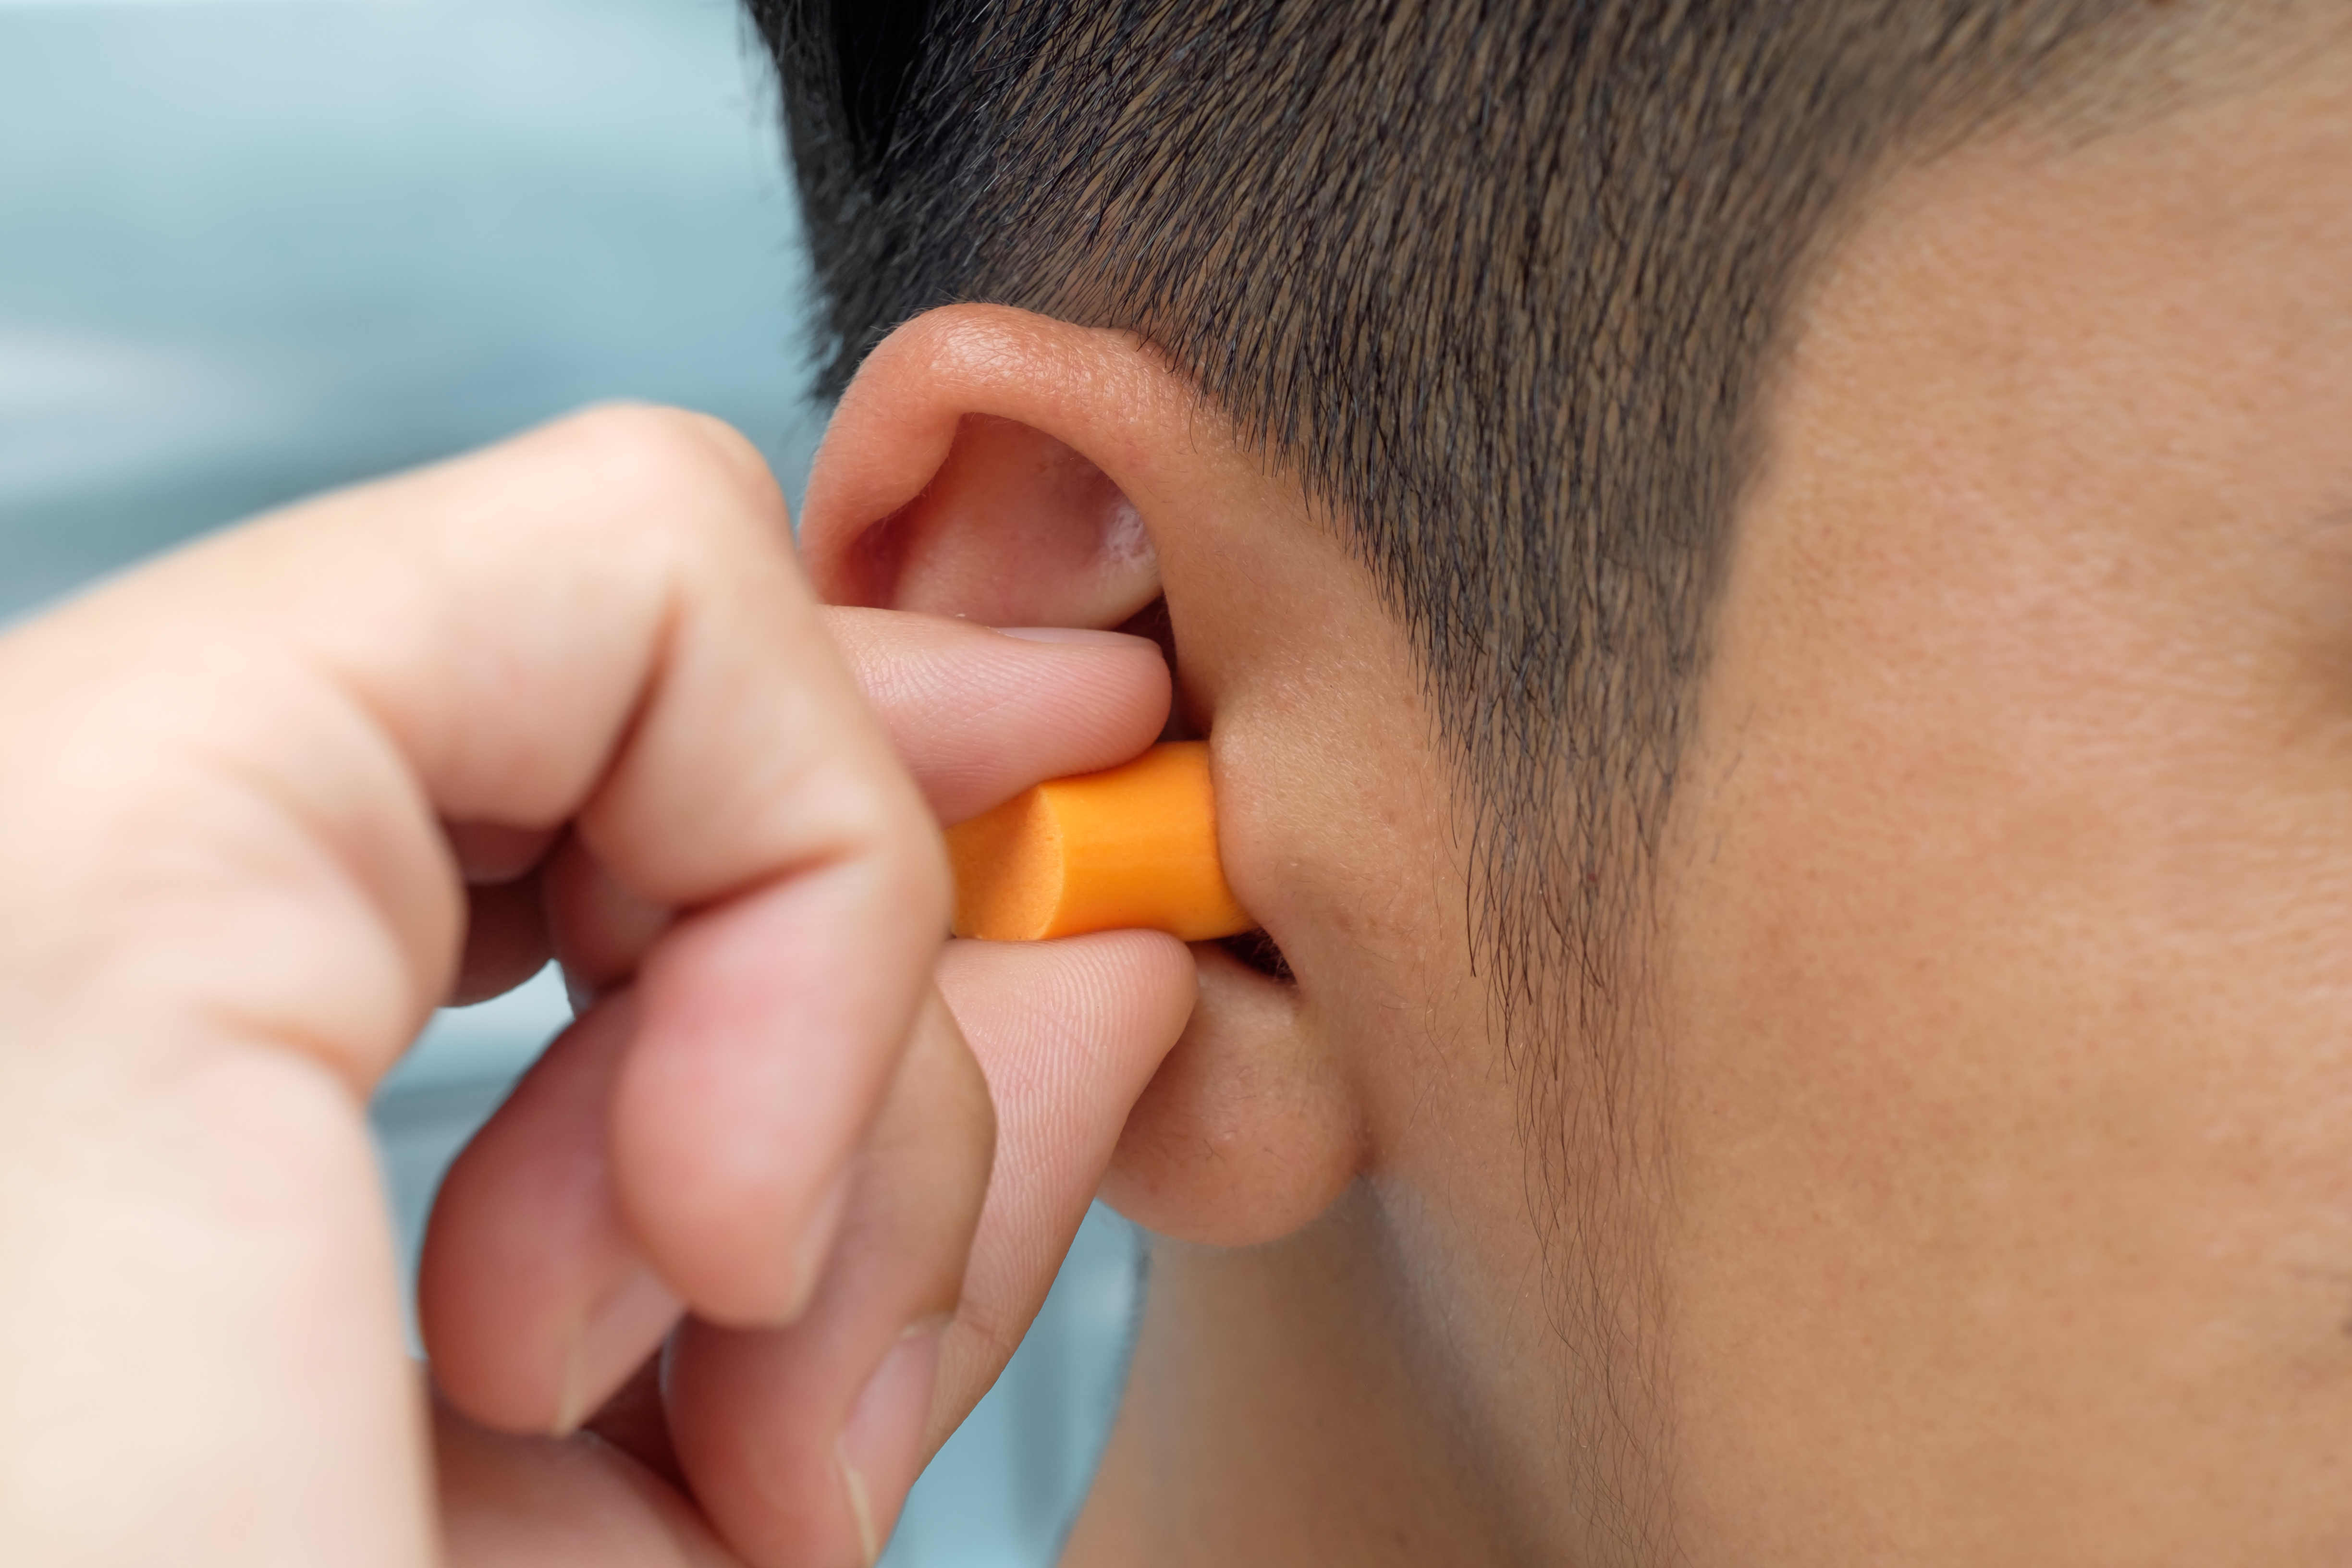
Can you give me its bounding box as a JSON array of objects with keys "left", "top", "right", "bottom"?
[{"left": 751, "top": 3, "right": 2352, "bottom": 1562}]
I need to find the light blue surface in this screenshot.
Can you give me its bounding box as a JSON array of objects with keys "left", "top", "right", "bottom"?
[
  {"left": 1, "top": 2, "right": 1139, "bottom": 1559},
  {"left": 0, "top": 0, "right": 822, "bottom": 620}
]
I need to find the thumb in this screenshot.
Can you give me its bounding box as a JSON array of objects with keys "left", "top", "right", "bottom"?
[{"left": 924, "top": 931, "right": 1195, "bottom": 1436}]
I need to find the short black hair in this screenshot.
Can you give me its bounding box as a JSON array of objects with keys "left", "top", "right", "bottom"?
[{"left": 747, "top": 0, "right": 2242, "bottom": 1554}]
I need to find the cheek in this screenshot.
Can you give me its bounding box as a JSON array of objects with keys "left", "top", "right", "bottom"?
[{"left": 1664, "top": 471, "right": 2352, "bottom": 1554}]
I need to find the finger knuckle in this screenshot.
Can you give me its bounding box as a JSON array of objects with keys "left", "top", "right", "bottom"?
[
  {"left": 551, "top": 404, "right": 785, "bottom": 545},
  {"left": 952, "top": 1298, "right": 1028, "bottom": 1371}
]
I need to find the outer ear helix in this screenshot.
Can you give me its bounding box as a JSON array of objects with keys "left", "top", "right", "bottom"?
[{"left": 798, "top": 308, "right": 1184, "bottom": 629}]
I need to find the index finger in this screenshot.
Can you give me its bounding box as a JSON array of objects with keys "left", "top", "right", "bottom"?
[
  {"left": 105, "top": 406, "right": 938, "bottom": 1324},
  {"left": 821, "top": 609, "right": 1171, "bottom": 826}
]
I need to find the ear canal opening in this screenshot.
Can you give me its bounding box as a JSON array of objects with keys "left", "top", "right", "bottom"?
[{"left": 1218, "top": 928, "right": 1296, "bottom": 984}]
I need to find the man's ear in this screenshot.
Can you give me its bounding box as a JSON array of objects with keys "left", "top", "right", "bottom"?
[
  {"left": 799, "top": 307, "right": 1175, "bottom": 629},
  {"left": 799, "top": 305, "right": 1370, "bottom": 1249}
]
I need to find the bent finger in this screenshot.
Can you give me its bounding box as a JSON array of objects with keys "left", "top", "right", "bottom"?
[
  {"left": 273, "top": 406, "right": 951, "bottom": 1324},
  {"left": 0, "top": 407, "right": 952, "bottom": 1562},
  {"left": 418, "top": 991, "right": 682, "bottom": 1437},
  {"left": 665, "top": 988, "right": 994, "bottom": 1568}
]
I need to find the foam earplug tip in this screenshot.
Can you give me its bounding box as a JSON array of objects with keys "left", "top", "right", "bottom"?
[{"left": 945, "top": 740, "right": 1254, "bottom": 943}]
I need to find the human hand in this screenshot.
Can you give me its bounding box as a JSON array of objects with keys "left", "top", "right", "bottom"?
[{"left": 0, "top": 407, "right": 1195, "bottom": 1566}]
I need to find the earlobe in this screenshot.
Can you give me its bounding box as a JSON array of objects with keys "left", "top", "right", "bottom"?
[{"left": 1101, "top": 943, "right": 1364, "bottom": 1248}]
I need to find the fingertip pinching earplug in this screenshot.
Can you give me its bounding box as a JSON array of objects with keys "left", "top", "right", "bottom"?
[{"left": 944, "top": 741, "right": 1253, "bottom": 943}]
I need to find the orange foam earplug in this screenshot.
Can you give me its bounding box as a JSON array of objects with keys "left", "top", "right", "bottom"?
[{"left": 945, "top": 740, "right": 1254, "bottom": 942}]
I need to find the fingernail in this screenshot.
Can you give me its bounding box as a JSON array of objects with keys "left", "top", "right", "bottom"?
[
  {"left": 553, "top": 1264, "right": 682, "bottom": 1436},
  {"left": 785, "top": 1166, "right": 854, "bottom": 1324},
  {"left": 993, "top": 625, "right": 1147, "bottom": 647},
  {"left": 834, "top": 1323, "right": 944, "bottom": 1567}
]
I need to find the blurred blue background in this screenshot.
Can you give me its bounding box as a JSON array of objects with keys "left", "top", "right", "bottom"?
[{"left": 0, "top": 0, "right": 1140, "bottom": 1560}]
